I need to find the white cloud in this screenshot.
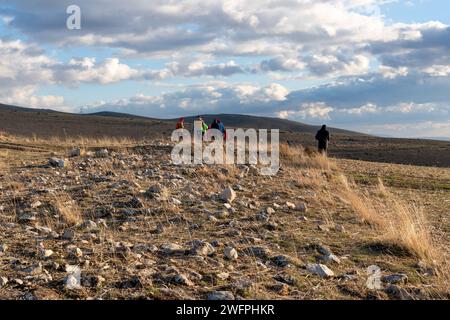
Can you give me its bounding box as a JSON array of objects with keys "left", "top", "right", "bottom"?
[{"left": 278, "top": 102, "right": 334, "bottom": 120}]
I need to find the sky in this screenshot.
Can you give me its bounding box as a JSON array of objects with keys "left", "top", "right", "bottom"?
[{"left": 0, "top": 0, "right": 449, "bottom": 138}]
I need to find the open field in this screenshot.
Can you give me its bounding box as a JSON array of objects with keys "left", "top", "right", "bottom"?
[{"left": 0, "top": 134, "right": 449, "bottom": 300}]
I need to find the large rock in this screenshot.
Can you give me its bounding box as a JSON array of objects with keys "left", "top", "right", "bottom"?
[
  {"left": 220, "top": 187, "right": 236, "bottom": 203},
  {"left": 306, "top": 263, "right": 334, "bottom": 278}
]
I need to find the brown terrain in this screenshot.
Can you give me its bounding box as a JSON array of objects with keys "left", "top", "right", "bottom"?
[{"left": 0, "top": 104, "right": 449, "bottom": 300}]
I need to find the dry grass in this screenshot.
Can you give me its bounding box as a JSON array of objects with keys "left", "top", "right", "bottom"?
[
  {"left": 338, "top": 175, "right": 442, "bottom": 268},
  {"left": 280, "top": 143, "right": 337, "bottom": 171},
  {"left": 51, "top": 192, "right": 83, "bottom": 228},
  {"left": 337, "top": 174, "right": 383, "bottom": 226},
  {"left": 1, "top": 131, "right": 141, "bottom": 151}
]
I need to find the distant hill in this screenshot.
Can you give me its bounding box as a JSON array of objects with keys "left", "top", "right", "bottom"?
[{"left": 0, "top": 103, "right": 359, "bottom": 137}]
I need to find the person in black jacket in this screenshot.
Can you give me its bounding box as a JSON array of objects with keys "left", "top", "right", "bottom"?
[
  {"left": 315, "top": 125, "right": 330, "bottom": 154},
  {"left": 210, "top": 119, "right": 220, "bottom": 130}
]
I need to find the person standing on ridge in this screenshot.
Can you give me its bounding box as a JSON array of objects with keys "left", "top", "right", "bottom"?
[
  {"left": 315, "top": 125, "right": 330, "bottom": 154},
  {"left": 217, "top": 119, "right": 226, "bottom": 141},
  {"left": 196, "top": 117, "right": 208, "bottom": 138}
]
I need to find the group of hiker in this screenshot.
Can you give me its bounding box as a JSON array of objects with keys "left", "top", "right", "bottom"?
[
  {"left": 175, "top": 116, "right": 227, "bottom": 140},
  {"left": 175, "top": 116, "right": 330, "bottom": 154}
]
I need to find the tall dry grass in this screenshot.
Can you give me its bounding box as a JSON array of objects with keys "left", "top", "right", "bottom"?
[
  {"left": 50, "top": 193, "right": 83, "bottom": 228},
  {"left": 280, "top": 143, "right": 337, "bottom": 171},
  {"left": 338, "top": 175, "right": 441, "bottom": 266},
  {"left": 1, "top": 131, "right": 140, "bottom": 150}
]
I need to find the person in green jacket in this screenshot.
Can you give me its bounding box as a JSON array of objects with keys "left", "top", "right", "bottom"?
[{"left": 199, "top": 117, "right": 208, "bottom": 138}]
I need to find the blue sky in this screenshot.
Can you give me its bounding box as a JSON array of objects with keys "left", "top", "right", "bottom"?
[{"left": 0, "top": 0, "right": 449, "bottom": 138}]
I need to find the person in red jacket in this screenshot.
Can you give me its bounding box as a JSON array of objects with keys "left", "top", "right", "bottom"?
[{"left": 176, "top": 117, "right": 185, "bottom": 129}]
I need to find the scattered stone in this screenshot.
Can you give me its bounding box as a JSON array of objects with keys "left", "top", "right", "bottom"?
[
  {"left": 49, "top": 158, "right": 65, "bottom": 168},
  {"left": 338, "top": 274, "right": 358, "bottom": 281},
  {"left": 40, "top": 249, "right": 54, "bottom": 259},
  {"left": 0, "top": 277, "right": 8, "bottom": 288},
  {"left": 30, "top": 201, "right": 42, "bottom": 209},
  {"left": 23, "top": 263, "right": 43, "bottom": 275},
  {"left": 273, "top": 273, "right": 297, "bottom": 286},
  {"left": 208, "top": 215, "right": 219, "bottom": 222},
  {"left": 14, "top": 279, "right": 24, "bottom": 286},
  {"left": 219, "top": 187, "right": 236, "bottom": 203},
  {"left": 271, "top": 255, "right": 291, "bottom": 268},
  {"left": 286, "top": 202, "right": 296, "bottom": 210},
  {"left": 243, "top": 246, "right": 271, "bottom": 260},
  {"left": 18, "top": 213, "right": 37, "bottom": 223},
  {"left": 295, "top": 203, "right": 308, "bottom": 212},
  {"left": 306, "top": 263, "right": 334, "bottom": 278},
  {"left": 159, "top": 243, "right": 185, "bottom": 255},
  {"left": 62, "top": 229, "right": 75, "bottom": 240},
  {"left": 318, "top": 224, "right": 330, "bottom": 232},
  {"left": 385, "top": 285, "right": 411, "bottom": 300},
  {"left": 0, "top": 244, "right": 7, "bottom": 253},
  {"left": 320, "top": 253, "right": 341, "bottom": 265},
  {"left": 80, "top": 220, "right": 97, "bottom": 231},
  {"left": 265, "top": 222, "right": 278, "bottom": 231},
  {"left": 96, "top": 149, "right": 109, "bottom": 158},
  {"left": 214, "top": 210, "right": 229, "bottom": 219},
  {"left": 224, "top": 247, "right": 238, "bottom": 260},
  {"left": 382, "top": 273, "right": 408, "bottom": 285},
  {"left": 255, "top": 212, "right": 269, "bottom": 221},
  {"left": 216, "top": 272, "right": 230, "bottom": 280},
  {"left": 415, "top": 261, "right": 435, "bottom": 276},
  {"left": 207, "top": 291, "right": 235, "bottom": 300},
  {"left": 69, "top": 148, "right": 81, "bottom": 157},
  {"left": 266, "top": 207, "right": 275, "bottom": 215},
  {"left": 189, "top": 240, "right": 215, "bottom": 256},
  {"left": 68, "top": 247, "right": 83, "bottom": 258},
  {"left": 171, "top": 273, "right": 194, "bottom": 287},
  {"left": 268, "top": 283, "right": 289, "bottom": 295}
]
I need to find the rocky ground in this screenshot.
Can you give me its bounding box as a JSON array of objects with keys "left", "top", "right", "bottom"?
[{"left": 0, "top": 137, "right": 449, "bottom": 300}]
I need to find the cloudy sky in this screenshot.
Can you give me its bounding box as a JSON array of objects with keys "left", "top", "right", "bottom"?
[{"left": 1, "top": 0, "right": 449, "bottom": 138}]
